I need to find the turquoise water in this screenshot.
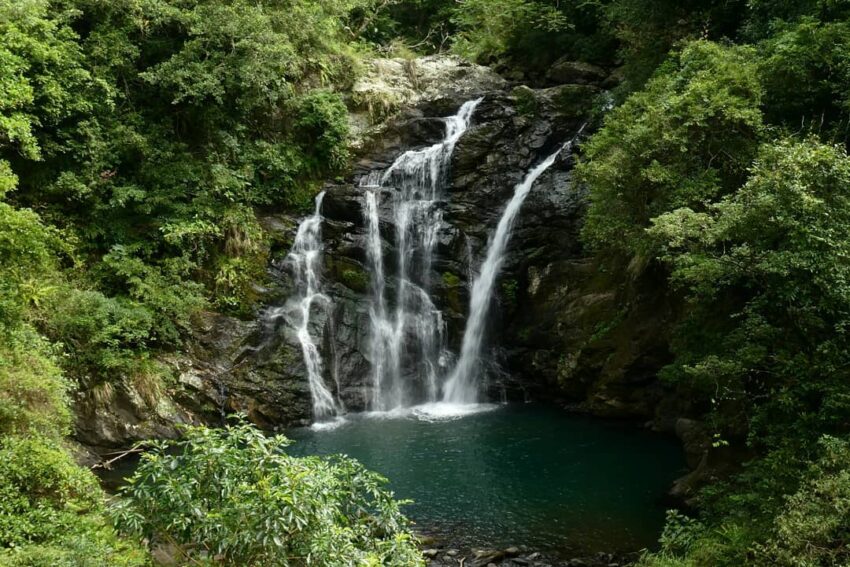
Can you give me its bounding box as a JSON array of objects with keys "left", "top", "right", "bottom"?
[{"left": 287, "top": 404, "right": 685, "bottom": 556}]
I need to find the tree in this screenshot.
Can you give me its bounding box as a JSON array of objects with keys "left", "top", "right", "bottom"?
[
  {"left": 113, "top": 420, "right": 424, "bottom": 566},
  {"left": 578, "top": 41, "right": 764, "bottom": 261},
  {"left": 648, "top": 138, "right": 850, "bottom": 447}
]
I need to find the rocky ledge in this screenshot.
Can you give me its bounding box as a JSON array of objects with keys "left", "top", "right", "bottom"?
[{"left": 421, "top": 544, "right": 636, "bottom": 567}]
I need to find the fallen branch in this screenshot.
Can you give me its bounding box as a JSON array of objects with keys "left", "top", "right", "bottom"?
[{"left": 91, "top": 446, "right": 146, "bottom": 470}]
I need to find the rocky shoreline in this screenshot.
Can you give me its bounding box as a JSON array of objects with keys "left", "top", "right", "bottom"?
[{"left": 419, "top": 542, "right": 638, "bottom": 567}]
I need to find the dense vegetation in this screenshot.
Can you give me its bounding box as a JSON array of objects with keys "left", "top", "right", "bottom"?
[
  {"left": 0, "top": 0, "right": 408, "bottom": 564},
  {"left": 4, "top": 0, "right": 850, "bottom": 565},
  {"left": 573, "top": 2, "right": 850, "bottom": 565},
  {"left": 370, "top": 0, "right": 850, "bottom": 564},
  {"left": 113, "top": 420, "right": 422, "bottom": 565}
]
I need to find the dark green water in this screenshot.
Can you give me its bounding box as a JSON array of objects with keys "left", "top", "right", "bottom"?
[{"left": 287, "top": 403, "right": 685, "bottom": 556}]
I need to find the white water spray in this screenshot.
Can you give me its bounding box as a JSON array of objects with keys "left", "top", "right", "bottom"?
[
  {"left": 443, "top": 140, "right": 576, "bottom": 403},
  {"left": 287, "top": 192, "right": 340, "bottom": 419},
  {"left": 362, "top": 98, "right": 483, "bottom": 411}
]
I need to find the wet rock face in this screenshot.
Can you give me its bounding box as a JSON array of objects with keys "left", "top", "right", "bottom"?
[
  {"left": 78, "top": 55, "right": 680, "bottom": 447},
  {"left": 349, "top": 55, "right": 508, "bottom": 136},
  {"left": 308, "top": 81, "right": 598, "bottom": 414},
  {"left": 420, "top": 544, "right": 636, "bottom": 567},
  {"left": 188, "top": 55, "right": 672, "bottom": 429},
  {"left": 545, "top": 58, "right": 608, "bottom": 86}
]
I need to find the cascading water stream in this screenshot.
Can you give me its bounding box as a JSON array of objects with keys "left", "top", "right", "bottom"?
[
  {"left": 443, "top": 137, "right": 579, "bottom": 404},
  {"left": 361, "top": 98, "right": 482, "bottom": 411},
  {"left": 287, "top": 192, "right": 341, "bottom": 420},
  {"left": 287, "top": 98, "right": 581, "bottom": 418}
]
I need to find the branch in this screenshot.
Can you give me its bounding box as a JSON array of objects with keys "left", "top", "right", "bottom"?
[{"left": 91, "top": 446, "right": 147, "bottom": 470}]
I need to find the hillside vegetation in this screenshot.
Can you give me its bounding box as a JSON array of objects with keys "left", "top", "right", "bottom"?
[{"left": 3, "top": 0, "right": 850, "bottom": 565}]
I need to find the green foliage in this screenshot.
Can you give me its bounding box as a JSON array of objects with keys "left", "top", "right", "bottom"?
[
  {"left": 744, "top": 0, "right": 850, "bottom": 38},
  {"left": 356, "top": 0, "right": 458, "bottom": 54},
  {"left": 0, "top": 436, "right": 147, "bottom": 566},
  {"left": 340, "top": 268, "right": 370, "bottom": 293},
  {"left": 5, "top": 1, "right": 850, "bottom": 566},
  {"left": 500, "top": 278, "right": 519, "bottom": 307},
  {"left": 113, "top": 420, "right": 424, "bottom": 566},
  {"left": 655, "top": 511, "right": 705, "bottom": 557},
  {"left": 758, "top": 19, "right": 850, "bottom": 135},
  {"left": 0, "top": 199, "right": 62, "bottom": 330},
  {"left": 451, "top": 0, "right": 613, "bottom": 69},
  {"left": 292, "top": 91, "right": 353, "bottom": 174},
  {"left": 38, "top": 286, "right": 168, "bottom": 380},
  {"left": 604, "top": 0, "right": 747, "bottom": 87},
  {"left": 636, "top": 510, "right": 751, "bottom": 567},
  {"left": 0, "top": 330, "right": 70, "bottom": 438},
  {"left": 600, "top": 127, "right": 850, "bottom": 567},
  {"left": 363, "top": 0, "right": 614, "bottom": 69},
  {"left": 649, "top": 138, "right": 850, "bottom": 445},
  {"left": 640, "top": 437, "right": 850, "bottom": 567},
  {"left": 637, "top": 521, "right": 753, "bottom": 567},
  {"left": 512, "top": 86, "right": 539, "bottom": 117},
  {"left": 758, "top": 436, "right": 850, "bottom": 566},
  {"left": 579, "top": 41, "right": 764, "bottom": 259},
  {"left": 0, "top": 4, "right": 390, "bottom": 564},
  {"left": 0, "top": 0, "right": 100, "bottom": 162},
  {"left": 441, "top": 271, "right": 461, "bottom": 287},
  {"left": 0, "top": 436, "right": 100, "bottom": 548},
  {"left": 578, "top": 2, "right": 850, "bottom": 561},
  {"left": 452, "top": 0, "right": 570, "bottom": 63},
  {"left": 0, "top": 0, "right": 367, "bottom": 329}
]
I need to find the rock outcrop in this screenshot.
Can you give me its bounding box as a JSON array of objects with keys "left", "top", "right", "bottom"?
[
  {"left": 77, "top": 55, "right": 686, "bottom": 454},
  {"left": 545, "top": 58, "right": 608, "bottom": 86}
]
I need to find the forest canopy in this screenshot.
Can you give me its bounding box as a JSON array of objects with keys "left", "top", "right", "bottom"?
[{"left": 3, "top": 0, "right": 850, "bottom": 565}]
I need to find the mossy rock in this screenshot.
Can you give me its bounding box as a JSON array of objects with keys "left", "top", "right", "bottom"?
[
  {"left": 441, "top": 272, "right": 464, "bottom": 315},
  {"left": 442, "top": 271, "right": 462, "bottom": 288},
  {"left": 547, "top": 84, "right": 598, "bottom": 118},
  {"left": 501, "top": 278, "right": 519, "bottom": 307},
  {"left": 340, "top": 268, "right": 370, "bottom": 293},
  {"left": 511, "top": 85, "right": 539, "bottom": 117},
  {"left": 328, "top": 257, "right": 370, "bottom": 293}
]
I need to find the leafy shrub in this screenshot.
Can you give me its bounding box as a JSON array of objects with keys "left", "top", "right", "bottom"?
[
  {"left": 0, "top": 329, "right": 70, "bottom": 438},
  {"left": 100, "top": 246, "right": 207, "bottom": 344},
  {"left": 604, "top": 0, "right": 748, "bottom": 87},
  {"left": 648, "top": 138, "right": 850, "bottom": 443},
  {"left": 451, "top": 0, "right": 571, "bottom": 63},
  {"left": 578, "top": 41, "right": 764, "bottom": 260},
  {"left": 39, "top": 287, "right": 156, "bottom": 376},
  {"left": 758, "top": 436, "right": 850, "bottom": 566},
  {"left": 449, "top": 0, "right": 615, "bottom": 69},
  {"left": 113, "top": 420, "right": 424, "bottom": 566},
  {"left": 441, "top": 272, "right": 461, "bottom": 287},
  {"left": 758, "top": 19, "right": 850, "bottom": 134},
  {"left": 340, "top": 268, "right": 370, "bottom": 293},
  {"left": 292, "top": 91, "right": 352, "bottom": 174},
  {"left": 0, "top": 436, "right": 101, "bottom": 547},
  {"left": 0, "top": 436, "right": 147, "bottom": 566},
  {"left": 0, "top": 199, "right": 62, "bottom": 332}
]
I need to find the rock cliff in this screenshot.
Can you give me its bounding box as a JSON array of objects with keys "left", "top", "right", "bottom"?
[{"left": 76, "top": 55, "right": 685, "bottom": 454}]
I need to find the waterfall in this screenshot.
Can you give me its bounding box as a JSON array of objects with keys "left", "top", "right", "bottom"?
[
  {"left": 443, "top": 140, "right": 575, "bottom": 404},
  {"left": 288, "top": 192, "right": 340, "bottom": 419},
  {"left": 362, "top": 98, "right": 483, "bottom": 411}
]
